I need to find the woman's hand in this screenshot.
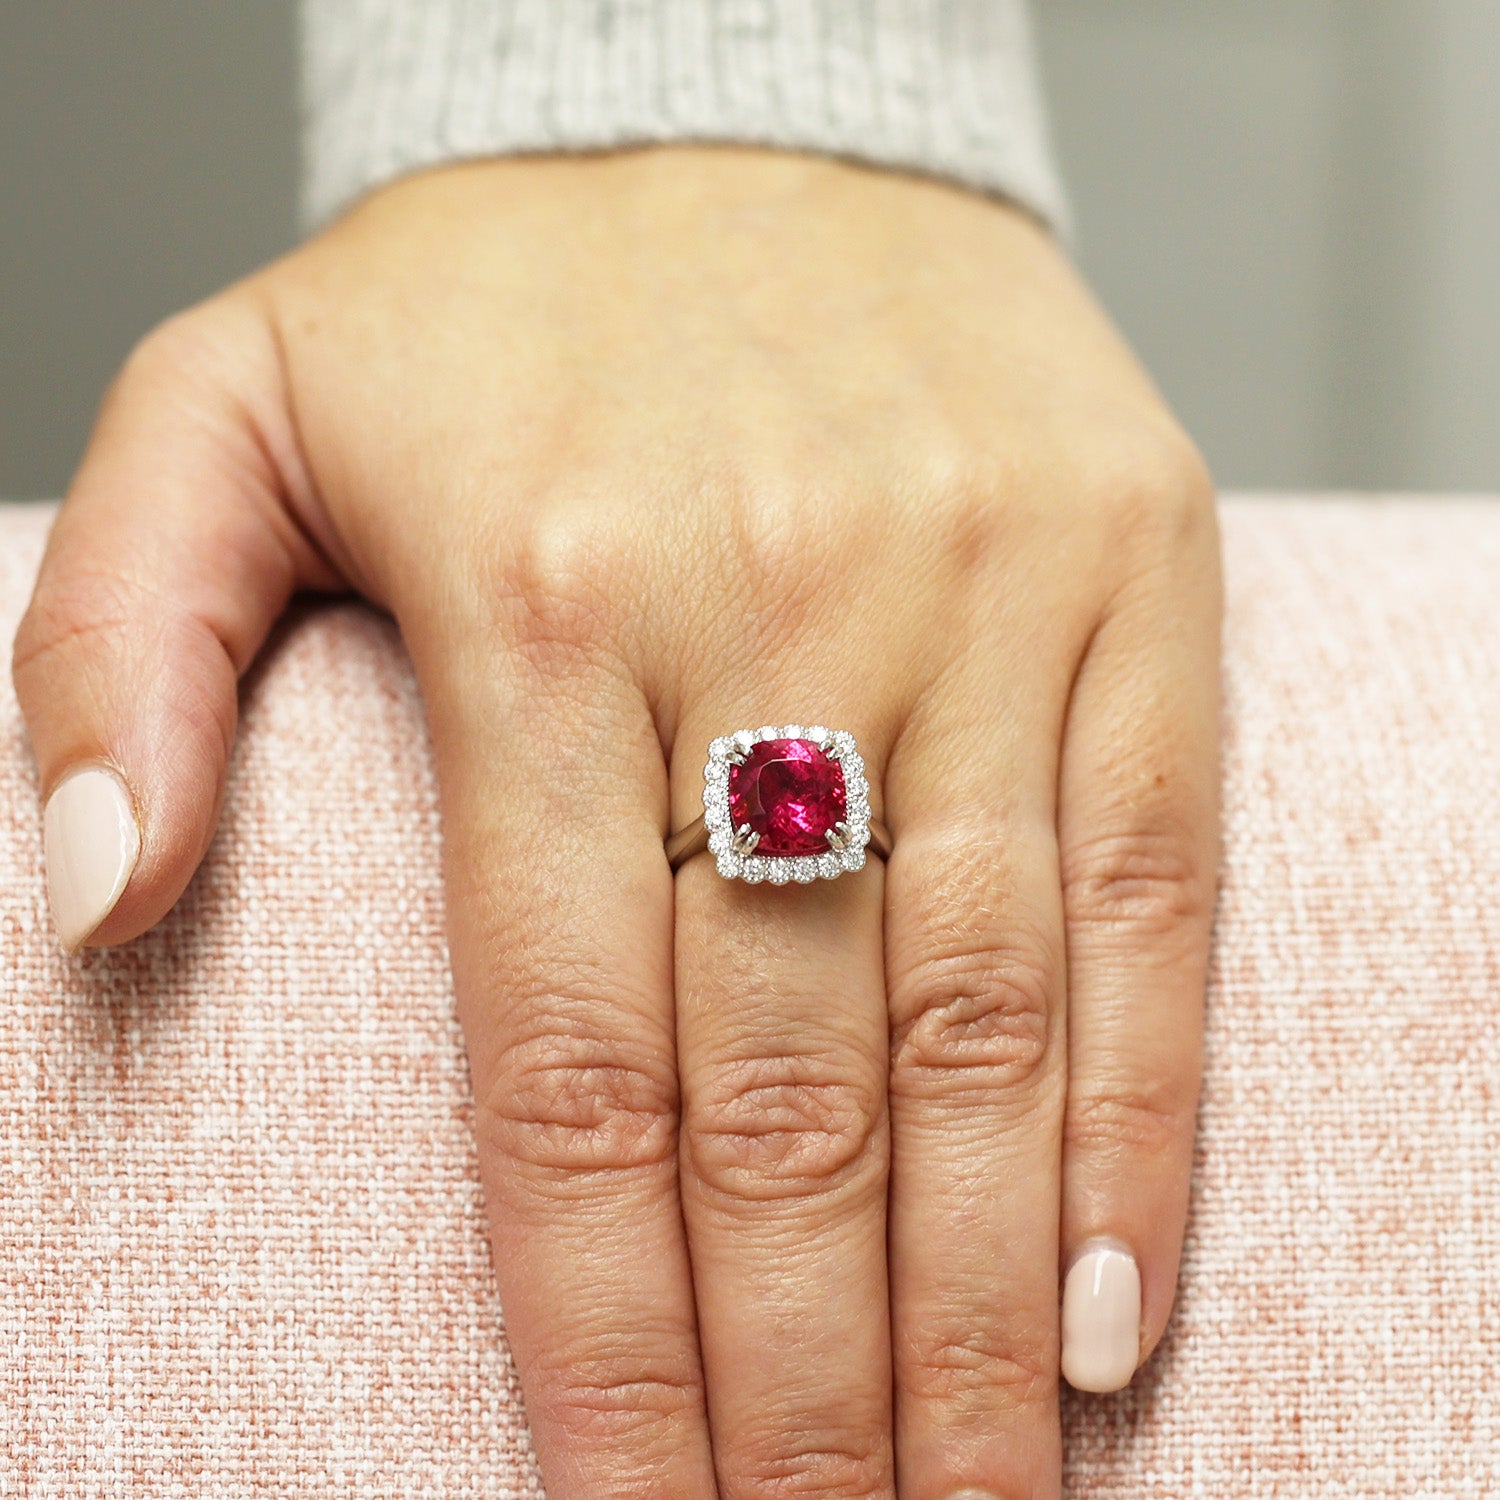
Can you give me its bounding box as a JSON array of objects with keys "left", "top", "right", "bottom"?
[{"left": 12, "top": 147, "right": 1220, "bottom": 1500}]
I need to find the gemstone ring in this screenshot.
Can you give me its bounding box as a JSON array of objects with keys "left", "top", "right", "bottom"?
[{"left": 665, "top": 724, "right": 891, "bottom": 883}]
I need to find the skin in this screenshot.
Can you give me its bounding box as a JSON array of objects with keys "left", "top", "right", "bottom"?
[{"left": 11, "top": 146, "right": 1221, "bottom": 1499}]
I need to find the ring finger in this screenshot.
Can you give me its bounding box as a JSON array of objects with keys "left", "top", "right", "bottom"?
[{"left": 672, "top": 705, "right": 897, "bottom": 1500}]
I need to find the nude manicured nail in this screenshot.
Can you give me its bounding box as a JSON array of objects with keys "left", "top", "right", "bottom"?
[
  {"left": 1061, "top": 1242, "right": 1141, "bottom": 1393},
  {"left": 43, "top": 765, "right": 140, "bottom": 951}
]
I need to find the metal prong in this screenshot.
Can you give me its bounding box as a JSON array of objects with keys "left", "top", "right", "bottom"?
[
  {"left": 825, "top": 824, "right": 848, "bottom": 852},
  {"left": 726, "top": 749, "right": 748, "bottom": 766},
  {"left": 732, "top": 823, "right": 761, "bottom": 855},
  {"left": 819, "top": 736, "right": 837, "bottom": 756}
]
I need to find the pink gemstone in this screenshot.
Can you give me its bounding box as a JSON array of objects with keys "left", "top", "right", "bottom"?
[{"left": 727, "top": 738, "right": 848, "bottom": 856}]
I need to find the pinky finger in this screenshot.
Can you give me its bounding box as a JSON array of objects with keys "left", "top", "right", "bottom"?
[
  {"left": 11, "top": 293, "right": 340, "bottom": 952},
  {"left": 1056, "top": 514, "right": 1222, "bottom": 1393}
]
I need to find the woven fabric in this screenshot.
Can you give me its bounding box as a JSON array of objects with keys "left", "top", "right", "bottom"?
[{"left": 1, "top": 496, "right": 1496, "bottom": 1495}]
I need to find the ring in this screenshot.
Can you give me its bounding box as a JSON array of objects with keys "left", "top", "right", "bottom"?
[{"left": 666, "top": 723, "right": 892, "bottom": 882}]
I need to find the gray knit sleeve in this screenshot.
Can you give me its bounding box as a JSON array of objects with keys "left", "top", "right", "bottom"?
[{"left": 298, "top": 1, "right": 1069, "bottom": 237}]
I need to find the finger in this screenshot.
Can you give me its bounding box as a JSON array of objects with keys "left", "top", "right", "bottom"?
[
  {"left": 1056, "top": 516, "right": 1222, "bottom": 1393},
  {"left": 10, "top": 296, "right": 341, "bottom": 951},
  {"left": 883, "top": 650, "right": 1074, "bottom": 1500},
  {"left": 672, "top": 715, "right": 896, "bottom": 1500},
  {"left": 401, "top": 589, "right": 717, "bottom": 1500}
]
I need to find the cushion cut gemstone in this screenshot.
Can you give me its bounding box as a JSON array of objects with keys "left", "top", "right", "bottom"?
[{"left": 727, "top": 738, "right": 847, "bottom": 856}]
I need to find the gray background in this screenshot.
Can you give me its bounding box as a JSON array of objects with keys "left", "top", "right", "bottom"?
[{"left": 2, "top": 1, "right": 1497, "bottom": 499}]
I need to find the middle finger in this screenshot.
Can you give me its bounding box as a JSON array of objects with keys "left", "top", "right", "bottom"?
[{"left": 673, "top": 708, "right": 896, "bottom": 1500}]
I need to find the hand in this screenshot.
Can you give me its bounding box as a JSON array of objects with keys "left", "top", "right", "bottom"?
[{"left": 13, "top": 147, "right": 1220, "bottom": 1499}]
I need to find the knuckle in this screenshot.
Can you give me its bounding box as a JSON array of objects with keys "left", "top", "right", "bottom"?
[
  {"left": 684, "top": 1051, "right": 885, "bottom": 1204},
  {"left": 1065, "top": 1076, "right": 1195, "bottom": 1158},
  {"left": 528, "top": 1336, "right": 702, "bottom": 1450},
  {"left": 889, "top": 840, "right": 1060, "bottom": 1099},
  {"left": 115, "top": 301, "right": 257, "bottom": 404},
  {"left": 928, "top": 483, "right": 1015, "bottom": 584},
  {"left": 1098, "top": 426, "right": 1217, "bottom": 560},
  {"left": 900, "top": 1321, "right": 1056, "bottom": 1411},
  {"left": 717, "top": 478, "right": 852, "bottom": 644},
  {"left": 732, "top": 1428, "right": 889, "bottom": 1500},
  {"left": 485, "top": 507, "right": 632, "bottom": 677},
  {"left": 479, "top": 1019, "right": 678, "bottom": 1180},
  {"left": 122, "top": 308, "right": 209, "bottom": 378},
  {"left": 889, "top": 955, "right": 1054, "bottom": 1095},
  {"left": 1063, "top": 825, "right": 1213, "bottom": 940}
]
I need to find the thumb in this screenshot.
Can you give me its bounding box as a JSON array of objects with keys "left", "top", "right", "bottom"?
[{"left": 11, "top": 293, "right": 342, "bottom": 951}]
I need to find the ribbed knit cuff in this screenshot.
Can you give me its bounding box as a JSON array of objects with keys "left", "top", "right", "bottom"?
[{"left": 298, "top": 0, "right": 1069, "bottom": 237}]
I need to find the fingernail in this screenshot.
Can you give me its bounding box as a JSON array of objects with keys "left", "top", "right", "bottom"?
[
  {"left": 1061, "top": 1241, "right": 1141, "bottom": 1393},
  {"left": 43, "top": 765, "right": 141, "bottom": 951}
]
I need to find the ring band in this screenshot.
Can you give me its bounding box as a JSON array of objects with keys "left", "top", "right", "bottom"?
[{"left": 666, "top": 724, "right": 890, "bottom": 883}]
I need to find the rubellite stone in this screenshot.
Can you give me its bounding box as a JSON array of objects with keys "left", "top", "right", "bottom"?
[{"left": 727, "top": 738, "right": 848, "bottom": 856}]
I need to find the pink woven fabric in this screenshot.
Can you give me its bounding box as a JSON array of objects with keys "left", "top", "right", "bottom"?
[{"left": 1, "top": 497, "right": 1496, "bottom": 1495}]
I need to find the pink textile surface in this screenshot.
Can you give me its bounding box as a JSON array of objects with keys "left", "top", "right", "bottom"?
[{"left": 1, "top": 495, "right": 1496, "bottom": 1496}]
